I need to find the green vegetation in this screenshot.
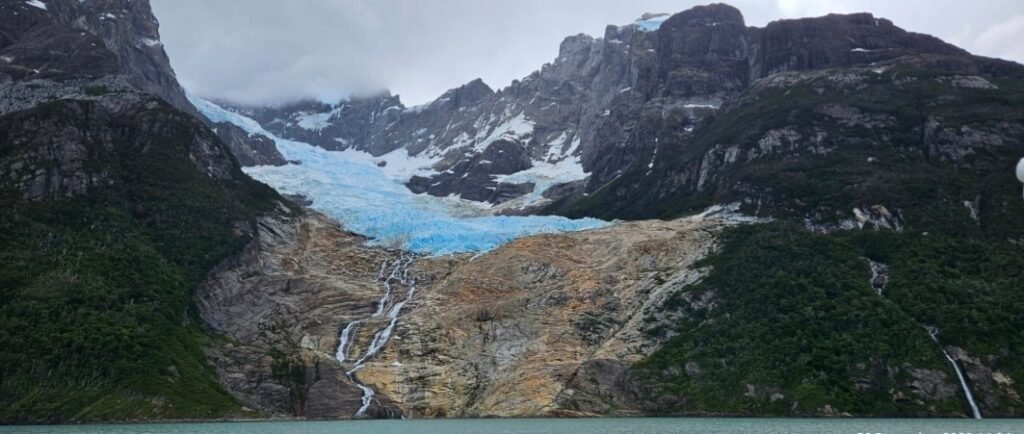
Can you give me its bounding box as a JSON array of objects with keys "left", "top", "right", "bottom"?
[
  {"left": 557, "top": 64, "right": 1024, "bottom": 416},
  {"left": 0, "top": 99, "right": 286, "bottom": 423},
  {"left": 269, "top": 349, "right": 309, "bottom": 416},
  {"left": 637, "top": 223, "right": 1024, "bottom": 416}
]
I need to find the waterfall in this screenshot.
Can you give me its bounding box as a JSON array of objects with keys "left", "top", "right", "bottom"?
[
  {"left": 352, "top": 382, "right": 376, "bottom": 417},
  {"left": 868, "top": 260, "right": 889, "bottom": 296},
  {"left": 337, "top": 253, "right": 418, "bottom": 418},
  {"left": 335, "top": 321, "right": 360, "bottom": 363},
  {"left": 928, "top": 327, "right": 982, "bottom": 419}
]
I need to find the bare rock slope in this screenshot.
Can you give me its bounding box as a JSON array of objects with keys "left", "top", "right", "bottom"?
[{"left": 200, "top": 208, "right": 753, "bottom": 418}]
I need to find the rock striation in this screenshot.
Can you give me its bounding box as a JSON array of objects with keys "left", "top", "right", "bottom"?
[{"left": 199, "top": 205, "right": 760, "bottom": 418}]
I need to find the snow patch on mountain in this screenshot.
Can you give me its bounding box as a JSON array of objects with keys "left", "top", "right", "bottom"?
[
  {"left": 475, "top": 113, "right": 534, "bottom": 151},
  {"left": 335, "top": 147, "right": 442, "bottom": 183},
  {"left": 190, "top": 94, "right": 607, "bottom": 255},
  {"left": 493, "top": 155, "right": 587, "bottom": 209},
  {"left": 296, "top": 111, "right": 335, "bottom": 132},
  {"left": 26, "top": 0, "right": 47, "bottom": 10}
]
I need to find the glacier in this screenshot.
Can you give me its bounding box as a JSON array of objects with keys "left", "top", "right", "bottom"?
[{"left": 191, "top": 95, "right": 608, "bottom": 255}]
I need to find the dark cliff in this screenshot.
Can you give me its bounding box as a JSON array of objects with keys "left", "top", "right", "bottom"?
[{"left": 0, "top": 0, "right": 287, "bottom": 423}]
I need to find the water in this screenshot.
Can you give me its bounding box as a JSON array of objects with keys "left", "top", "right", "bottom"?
[
  {"left": 3, "top": 418, "right": 1022, "bottom": 434},
  {"left": 338, "top": 255, "right": 418, "bottom": 418},
  {"left": 334, "top": 321, "right": 359, "bottom": 363},
  {"left": 928, "top": 327, "right": 983, "bottom": 419}
]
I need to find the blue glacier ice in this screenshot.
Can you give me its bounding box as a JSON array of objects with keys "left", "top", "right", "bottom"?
[{"left": 191, "top": 95, "right": 608, "bottom": 255}]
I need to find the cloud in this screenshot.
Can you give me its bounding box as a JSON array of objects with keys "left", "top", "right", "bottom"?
[
  {"left": 969, "top": 14, "right": 1024, "bottom": 62},
  {"left": 776, "top": 0, "right": 850, "bottom": 18},
  {"left": 151, "top": 0, "right": 1024, "bottom": 107}
]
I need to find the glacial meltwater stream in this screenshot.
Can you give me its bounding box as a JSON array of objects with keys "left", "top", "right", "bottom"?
[{"left": 335, "top": 254, "right": 418, "bottom": 418}]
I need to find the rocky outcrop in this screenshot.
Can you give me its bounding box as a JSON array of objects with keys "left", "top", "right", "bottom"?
[
  {"left": 652, "top": 4, "right": 749, "bottom": 98},
  {"left": 214, "top": 122, "right": 288, "bottom": 167},
  {"left": 0, "top": 0, "right": 197, "bottom": 116},
  {"left": 407, "top": 138, "right": 536, "bottom": 203},
  {"left": 0, "top": 94, "right": 241, "bottom": 201}
]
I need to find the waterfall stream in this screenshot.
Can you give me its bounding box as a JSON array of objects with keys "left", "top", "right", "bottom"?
[
  {"left": 334, "top": 253, "right": 417, "bottom": 418},
  {"left": 928, "top": 326, "right": 982, "bottom": 419},
  {"left": 335, "top": 321, "right": 360, "bottom": 363}
]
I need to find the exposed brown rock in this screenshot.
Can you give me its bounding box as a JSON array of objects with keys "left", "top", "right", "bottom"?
[{"left": 199, "top": 207, "right": 748, "bottom": 418}]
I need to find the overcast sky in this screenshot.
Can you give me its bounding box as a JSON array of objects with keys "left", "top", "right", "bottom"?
[{"left": 151, "top": 0, "right": 1024, "bottom": 107}]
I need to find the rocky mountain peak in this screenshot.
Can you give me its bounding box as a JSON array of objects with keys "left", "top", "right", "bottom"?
[
  {"left": 749, "top": 10, "right": 969, "bottom": 78},
  {"left": 654, "top": 2, "right": 749, "bottom": 97},
  {"left": 0, "top": 0, "right": 197, "bottom": 116},
  {"left": 432, "top": 78, "right": 493, "bottom": 108},
  {"left": 666, "top": 2, "right": 744, "bottom": 25}
]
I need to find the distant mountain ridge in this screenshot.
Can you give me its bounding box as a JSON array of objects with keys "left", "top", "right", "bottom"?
[{"left": 216, "top": 4, "right": 976, "bottom": 215}]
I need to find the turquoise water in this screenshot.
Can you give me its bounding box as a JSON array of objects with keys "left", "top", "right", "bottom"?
[{"left": 2, "top": 419, "right": 1023, "bottom": 434}]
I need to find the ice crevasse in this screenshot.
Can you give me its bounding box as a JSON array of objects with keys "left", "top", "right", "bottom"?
[{"left": 190, "top": 95, "right": 608, "bottom": 255}]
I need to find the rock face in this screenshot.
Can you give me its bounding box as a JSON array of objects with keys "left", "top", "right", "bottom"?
[
  {"left": 748, "top": 13, "right": 966, "bottom": 79},
  {"left": 199, "top": 212, "right": 400, "bottom": 418},
  {"left": 214, "top": 122, "right": 288, "bottom": 167},
  {"left": 0, "top": 0, "right": 197, "bottom": 116},
  {"left": 384, "top": 212, "right": 740, "bottom": 417},
  {"left": 0, "top": 95, "right": 240, "bottom": 201},
  {"left": 198, "top": 205, "right": 756, "bottom": 418}
]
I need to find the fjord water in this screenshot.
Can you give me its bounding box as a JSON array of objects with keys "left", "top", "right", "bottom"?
[{"left": 4, "top": 419, "right": 1023, "bottom": 434}]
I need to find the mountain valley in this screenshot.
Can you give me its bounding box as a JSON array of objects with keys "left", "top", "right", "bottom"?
[{"left": 1, "top": 0, "right": 1023, "bottom": 423}]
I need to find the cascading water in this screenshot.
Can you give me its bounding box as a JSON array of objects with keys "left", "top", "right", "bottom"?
[
  {"left": 335, "top": 321, "right": 360, "bottom": 363},
  {"left": 868, "top": 260, "right": 889, "bottom": 296},
  {"left": 333, "top": 253, "right": 418, "bottom": 418},
  {"left": 927, "top": 326, "right": 982, "bottom": 419}
]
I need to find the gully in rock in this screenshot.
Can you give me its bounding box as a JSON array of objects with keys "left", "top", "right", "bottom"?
[
  {"left": 927, "top": 326, "right": 983, "bottom": 419},
  {"left": 334, "top": 253, "right": 418, "bottom": 418}
]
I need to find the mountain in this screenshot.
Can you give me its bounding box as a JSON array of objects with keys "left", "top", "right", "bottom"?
[
  {"left": 204, "top": 3, "right": 1024, "bottom": 419},
  {"left": 0, "top": 0, "right": 288, "bottom": 422},
  {"left": 219, "top": 5, "right": 991, "bottom": 217},
  {"left": 2, "top": 0, "right": 1023, "bottom": 423}
]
